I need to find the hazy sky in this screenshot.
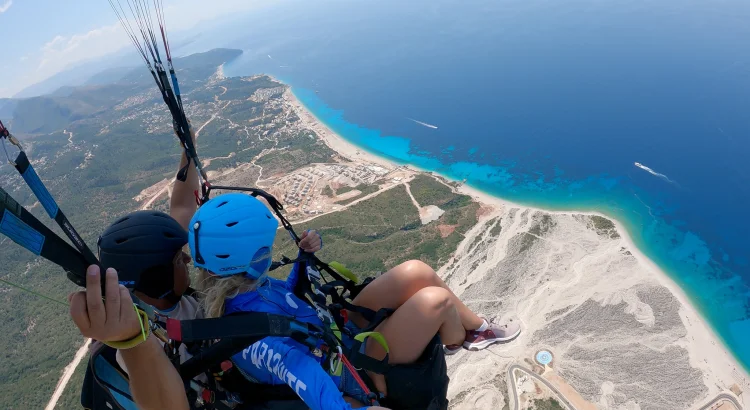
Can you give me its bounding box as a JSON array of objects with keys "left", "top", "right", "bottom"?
[{"left": 0, "top": 0, "right": 272, "bottom": 97}]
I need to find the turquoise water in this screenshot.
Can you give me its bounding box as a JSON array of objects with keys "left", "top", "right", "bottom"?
[
  {"left": 212, "top": 0, "right": 750, "bottom": 372},
  {"left": 292, "top": 87, "right": 750, "bottom": 372}
]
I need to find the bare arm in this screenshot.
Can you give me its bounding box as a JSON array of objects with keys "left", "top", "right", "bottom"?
[
  {"left": 170, "top": 128, "right": 199, "bottom": 231},
  {"left": 121, "top": 336, "right": 189, "bottom": 410},
  {"left": 70, "top": 266, "right": 189, "bottom": 410}
]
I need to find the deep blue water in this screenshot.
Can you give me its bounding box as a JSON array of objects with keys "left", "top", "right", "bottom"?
[{"left": 195, "top": 0, "right": 750, "bottom": 370}]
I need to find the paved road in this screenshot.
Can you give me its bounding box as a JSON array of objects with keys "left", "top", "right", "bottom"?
[
  {"left": 698, "top": 393, "right": 743, "bottom": 410},
  {"left": 507, "top": 365, "right": 577, "bottom": 410},
  {"left": 506, "top": 365, "right": 742, "bottom": 410}
]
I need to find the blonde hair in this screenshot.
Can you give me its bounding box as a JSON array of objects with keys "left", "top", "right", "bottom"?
[{"left": 197, "top": 269, "right": 260, "bottom": 318}]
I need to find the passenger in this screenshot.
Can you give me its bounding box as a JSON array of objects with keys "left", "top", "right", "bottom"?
[{"left": 191, "top": 193, "right": 521, "bottom": 410}]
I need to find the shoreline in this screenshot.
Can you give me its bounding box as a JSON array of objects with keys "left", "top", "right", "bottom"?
[{"left": 282, "top": 85, "right": 750, "bottom": 386}]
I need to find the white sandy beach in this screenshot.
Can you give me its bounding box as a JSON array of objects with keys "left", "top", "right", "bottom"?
[{"left": 284, "top": 87, "right": 750, "bottom": 409}]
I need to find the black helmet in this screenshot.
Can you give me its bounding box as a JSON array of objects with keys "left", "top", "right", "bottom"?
[{"left": 98, "top": 210, "right": 188, "bottom": 299}]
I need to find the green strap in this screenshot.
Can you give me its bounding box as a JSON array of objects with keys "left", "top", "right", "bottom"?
[
  {"left": 0, "top": 277, "right": 68, "bottom": 307},
  {"left": 329, "top": 261, "right": 359, "bottom": 284},
  {"left": 354, "top": 331, "right": 390, "bottom": 354},
  {"left": 104, "top": 307, "right": 150, "bottom": 350}
]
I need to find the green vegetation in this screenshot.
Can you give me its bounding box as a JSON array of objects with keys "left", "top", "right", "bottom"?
[
  {"left": 531, "top": 398, "right": 565, "bottom": 410},
  {"left": 529, "top": 214, "right": 555, "bottom": 237},
  {"left": 335, "top": 184, "right": 379, "bottom": 205},
  {"left": 591, "top": 215, "right": 615, "bottom": 230},
  {"left": 490, "top": 217, "right": 503, "bottom": 237},
  {"left": 408, "top": 174, "right": 472, "bottom": 210},
  {"left": 336, "top": 185, "right": 357, "bottom": 195},
  {"left": 590, "top": 215, "right": 620, "bottom": 239},
  {"left": 274, "top": 184, "right": 478, "bottom": 278},
  {"left": 321, "top": 185, "right": 334, "bottom": 197},
  {"left": 518, "top": 232, "right": 539, "bottom": 253},
  {"left": 468, "top": 231, "right": 484, "bottom": 251},
  {"left": 255, "top": 134, "right": 336, "bottom": 177}
]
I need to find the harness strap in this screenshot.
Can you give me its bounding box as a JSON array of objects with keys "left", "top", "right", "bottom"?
[
  {"left": 180, "top": 337, "right": 261, "bottom": 382},
  {"left": 167, "top": 312, "right": 317, "bottom": 345},
  {"left": 0, "top": 185, "right": 90, "bottom": 284},
  {"left": 338, "top": 347, "right": 380, "bottom": 406},
  {"left": 346, "top": 326, "right": 392, "bottom": 375},
  {"left": 171, "top": 312, "right": 327, "bottom": 381},
  {"left": 8, "top": 146, "right": 99, "bottom": 267}
]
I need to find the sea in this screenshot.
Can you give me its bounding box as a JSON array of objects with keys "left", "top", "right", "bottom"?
[{"left": 185, "top": 0, "right": 750, "bottom": 370}]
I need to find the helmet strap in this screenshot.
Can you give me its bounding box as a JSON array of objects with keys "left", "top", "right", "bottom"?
[{"left": 162, "top": 290, "right": 183, "bottom": 305}]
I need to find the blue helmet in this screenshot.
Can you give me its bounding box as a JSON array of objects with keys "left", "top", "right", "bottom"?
[{"left": 189, "top": 193, "right": 278, "bottom": 279}]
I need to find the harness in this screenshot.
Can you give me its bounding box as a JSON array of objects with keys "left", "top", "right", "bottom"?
[
  {"left": 174, "top": 183, "right": 396, "bottom": 406},
  {"left": 207, "top": 187, "right": 392, "bottom": 337}
]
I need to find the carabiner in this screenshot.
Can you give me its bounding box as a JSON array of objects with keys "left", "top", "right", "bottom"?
[
  {"left": 330, "top": 345, "right": 344, "bottom": 373},
  {"left": 1, "top": 138, "right": 19, "bottom": 167},
  {"left": 0, "top": 120, "right": 22, "bottom": 166}
]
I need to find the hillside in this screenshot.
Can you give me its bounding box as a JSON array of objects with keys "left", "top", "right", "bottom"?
[{"left": 5, "top": 48, "right": 243, "bottom": 134}]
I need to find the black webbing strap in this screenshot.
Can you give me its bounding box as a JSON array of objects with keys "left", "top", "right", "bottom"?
[
  {"left": 344, "top": 307, "right": 394, "bottom": 375},
  {"left": 167, "top": 312, "right": 317, "bottom": 344},
  {"left": 175, "top": 314, "right": 321, "bottom": 382},
  {"left": 179, "top": 337, "right": 258, "bottom": 382},
  {"left": 0, "top": 185, "right": 90, "bottom": 285},
  {"left": 347, "top": 341, "right": 390, "bottom": 375},
  {"left": 12, "top": 151, "right": 99, "bottom": 268}
]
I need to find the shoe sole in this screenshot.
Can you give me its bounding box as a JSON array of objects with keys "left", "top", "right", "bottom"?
[
  {"left": 463, "top": 327, "right": 522, "bottom": 351},
  {"left": 443, "top": 346, "right": 462, "bottom": 356}
]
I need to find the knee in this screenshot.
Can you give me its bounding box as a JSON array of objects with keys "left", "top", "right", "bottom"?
[
  {"left": 396, "top": 260, "right": 437, "bottom": 286},
  {"left": 411, "top": 286, "right": 454, "bottom": 314}
]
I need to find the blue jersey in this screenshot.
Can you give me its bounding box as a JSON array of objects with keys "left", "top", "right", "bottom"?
[{"left": 227, "top": 263, "right": 364, "bottom": 410}]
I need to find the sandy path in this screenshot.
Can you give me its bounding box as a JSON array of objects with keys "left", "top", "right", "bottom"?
[
  {"left": 195, "top": 113, "right": 218, "bottom": 137},
  {"left": 140, "top": 183, "right": 171, "bottom": 210},
  {"left": 64, "top": 130, "right": 74, "bottom": 145},
  {"left": 404, "top": 181, "right": 422, "bottom": 211},
  {"left": 45, "top": 339, "right": 91, "bottom": 410}
]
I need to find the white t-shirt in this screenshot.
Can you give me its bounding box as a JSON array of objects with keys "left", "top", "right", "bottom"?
[{"left": 116, "top": 295, "right": 203, "bottom": 374}]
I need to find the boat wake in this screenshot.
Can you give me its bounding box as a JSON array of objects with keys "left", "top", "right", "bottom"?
[
  {"left": 407, "top": 117, "right": 438, "bottom": 129},
  {"left": 634, "top": 162, "right": 676, "bottom": 184}
]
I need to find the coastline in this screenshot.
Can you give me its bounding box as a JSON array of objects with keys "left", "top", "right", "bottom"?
[{"left": 282, "top": 86, "right": 750, "bottom": 389}]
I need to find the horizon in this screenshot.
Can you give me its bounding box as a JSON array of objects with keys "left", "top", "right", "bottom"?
[{"left": 0, "top": 0, "right": 298, "bottom": 98}]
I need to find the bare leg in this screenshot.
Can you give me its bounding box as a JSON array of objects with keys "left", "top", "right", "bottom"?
[
  {"left": 362, "top": 286, "right": 465, "bottom": 394},
  {"left": 350, "top": 260, "right": 483, "bottom": 331}
]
